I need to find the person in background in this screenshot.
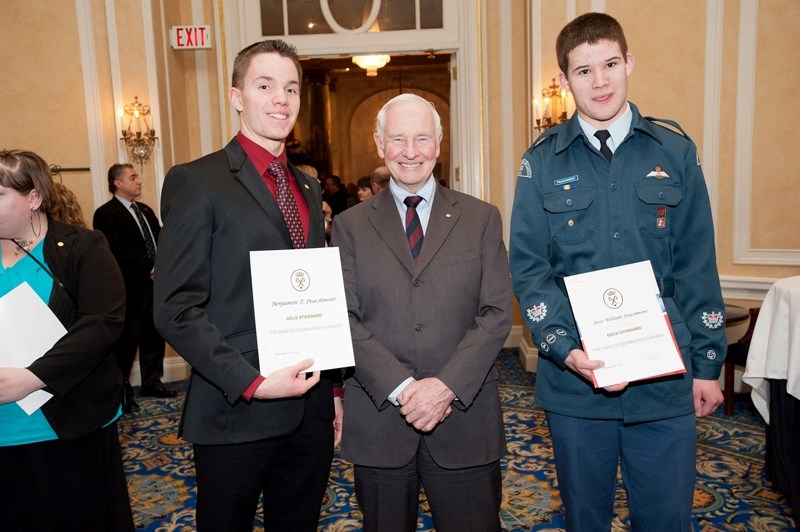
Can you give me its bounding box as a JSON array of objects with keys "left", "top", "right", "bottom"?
[
  {"left": 0, "top": 149, "right": 134, "bottom": 531},
  {"left": 355, "top": 176, "right": 374, "bottom": 203},
  {"left": 50, "top": 181, "right": 87, "bottom": 228},
  {"left": 323, "top": 174, "right": 349, "bottom": 216},
  {"left": 94, "top": 163, "right": 175, "bottom": 413},
  {"left": 332, "top": 93, "right": 512, "bottom": 532},
  {"left": 154, "top": 39, "right": 342, "bottom": 531},
  {"left": 370, "top": 165, "right": 390, "bottom": 194},
  {"left": 296, "top": 163, "right": 321, "bottom": 188},
  {"left": 322, "top": 200, "right": 333, "bottom": 244},
  {"left": 509, "top": 13, "right": 726, "bottom": 531}
]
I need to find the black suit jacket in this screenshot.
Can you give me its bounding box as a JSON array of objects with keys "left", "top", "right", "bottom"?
[
  {"left": 154, "top": 138, "right": 334, "bottom": 445},
  {"left": 93, "top": 197, "right": 160, "bottom": 310},
  {"left": 29, "top": 218, "right": 126, "bottom": 441}
]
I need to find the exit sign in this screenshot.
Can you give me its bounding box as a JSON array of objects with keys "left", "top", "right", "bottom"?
[{"left": 170, "top": 25, "right": 212, "bottom": 49}]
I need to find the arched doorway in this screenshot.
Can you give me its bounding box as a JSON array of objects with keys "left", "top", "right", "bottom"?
[
  {"left": 227, "top": 0, "right": 483, "bottom": 198},
  {"left": 292, "top": 53, "right": 451, "bottom": 188}
]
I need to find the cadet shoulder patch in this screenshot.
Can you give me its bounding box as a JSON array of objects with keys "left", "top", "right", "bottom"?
[{"left": 518, "top": 158, "right": 532, "bottom": 179}]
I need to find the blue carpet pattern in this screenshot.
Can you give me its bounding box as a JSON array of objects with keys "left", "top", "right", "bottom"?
[{"left": 119, "top": 349, "right": 797, "bottom": 531}]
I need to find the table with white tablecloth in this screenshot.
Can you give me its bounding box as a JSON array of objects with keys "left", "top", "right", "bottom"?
[{"left": 743, "top": 275, "right": 800, "bottom": 518}]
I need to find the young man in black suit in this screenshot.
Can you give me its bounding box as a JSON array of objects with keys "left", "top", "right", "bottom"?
[
  {"left": 93, "top": 163, "right": 175, "bottom": 411},
  {"left": 154, "top": 39, "right": 342, "bottom": 531}
]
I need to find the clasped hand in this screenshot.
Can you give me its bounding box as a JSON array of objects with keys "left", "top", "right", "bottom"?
[{"left": 397, "top": 377, "right": 455, "bottom": 432}]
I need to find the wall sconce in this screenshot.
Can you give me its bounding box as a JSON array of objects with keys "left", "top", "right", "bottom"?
[
  {"left": 533, "top": 78, "right": 570, "bottom": 136},
  {"left": 352, "top": 54, "right": 391, "bottom": 77},
  {"left": 120, "top": 96, "right": 158, "bottom": 166}
]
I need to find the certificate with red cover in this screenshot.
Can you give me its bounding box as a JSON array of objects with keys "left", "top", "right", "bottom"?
[{"left": 563, "top": 261, "right": 685, "bottom": 388}]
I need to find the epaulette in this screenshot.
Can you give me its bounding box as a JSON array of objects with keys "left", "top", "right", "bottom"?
[
  {"left": 644, "top": 116, "right": 692, "bottom": 142},
  {"left": 531, "top": 129, "right": 557, "bottom": 150}
]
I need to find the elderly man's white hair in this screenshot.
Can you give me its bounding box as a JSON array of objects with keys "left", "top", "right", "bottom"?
[{"left": 374, "top": 93, "right": 443, "bottom": 142}]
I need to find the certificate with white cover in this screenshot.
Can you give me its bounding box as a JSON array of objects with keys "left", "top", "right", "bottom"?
[
  {"left": 0, "top": 282, "right": 65, "bottom": 414},
  {"left": 563, "top": 261, "right": 685, "bottom": 388},
  {"left": 251, "top": 247, "right": 355, "bottom": 376}
]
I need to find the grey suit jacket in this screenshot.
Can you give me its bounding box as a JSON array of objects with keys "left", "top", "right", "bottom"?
[
  {"left": 332, "top": 183, "right": 512, "bottom": 468},
  {"left": 154, "top": 138, "right": 333, "bottom": 445}
]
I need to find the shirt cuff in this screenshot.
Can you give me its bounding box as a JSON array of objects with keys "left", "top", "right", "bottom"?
[
  {"left": 387, "top": 376, "right": 415, "bottom": 406},
  {"left": 242, "top": 374, "right": 265, "bottom": 402},
  {"left": 333, "top": 385, "right": 344, "bottom": 398}
]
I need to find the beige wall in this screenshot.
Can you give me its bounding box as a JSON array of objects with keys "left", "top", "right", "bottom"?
[
  {"left": 482, "top": 0, "right": 800, "bottom": 284},
  {"left": 2, "top": 1, "right": 799, "bottom": 364}
]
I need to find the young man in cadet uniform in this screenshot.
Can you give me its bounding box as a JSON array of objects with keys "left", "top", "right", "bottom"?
[{"left": 509, "top": 12, "right": 726, "bottom": 531}]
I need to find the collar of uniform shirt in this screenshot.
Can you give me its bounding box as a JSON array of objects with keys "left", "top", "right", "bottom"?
[
  {"left": 236, "top": 131, "right": 289, "bottom": 179},
  {"left": 577, "top": 102, "right": 633, "bottom": 154},
  {"left": 388, "top": 175, "right": 436, "bottom": 234}
]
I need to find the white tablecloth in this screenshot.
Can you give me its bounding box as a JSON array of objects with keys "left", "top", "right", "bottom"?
[{"left": 743, "top": 276, "right": 800, "bottom": 423}]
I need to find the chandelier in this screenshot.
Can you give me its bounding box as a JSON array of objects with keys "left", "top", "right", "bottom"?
[
  {"left": 533, "top": 78, "right": 570, "bottom": 136},
  {"left": 120, "top": 96, "right": 158, "bottom": 165},
  {"left": 352, "top": 54, "right": 391, "bottom": 77}
]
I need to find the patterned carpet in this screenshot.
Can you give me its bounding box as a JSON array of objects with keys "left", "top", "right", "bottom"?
[{"left": 119, "top": 349, "right": 797, "bottom": 531}]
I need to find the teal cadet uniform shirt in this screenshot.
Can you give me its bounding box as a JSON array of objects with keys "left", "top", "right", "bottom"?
[{"left": 509, "top": 102, "right": 727, "bottom": 424}]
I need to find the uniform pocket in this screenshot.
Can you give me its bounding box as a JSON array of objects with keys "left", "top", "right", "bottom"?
[
  {"left": 634, "top": 182, "right": 683, "bottom": 238},
  {"left": 543, "top": 186, "right": 595, "bottom": 244}
]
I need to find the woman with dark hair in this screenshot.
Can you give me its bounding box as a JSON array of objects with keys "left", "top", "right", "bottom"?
[
  {"left": 356, "top": 176, "right": 374, "bottom": 203},
  {"left": 0, "top": 149, "right": 134, "bottom": 530}
]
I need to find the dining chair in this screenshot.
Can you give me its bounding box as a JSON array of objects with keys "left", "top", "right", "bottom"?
[{"left": 724, "top": 307, "right": 760, "bottom": 415}]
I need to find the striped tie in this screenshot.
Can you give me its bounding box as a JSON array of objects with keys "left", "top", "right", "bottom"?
[{"left": 404, "top": 195, "right": 424, "bottom": 262}]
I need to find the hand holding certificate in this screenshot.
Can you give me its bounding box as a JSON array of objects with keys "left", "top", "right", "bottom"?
[
  {"left": 564, "top": 261, "right": 685, "bottom": 388},
  {"left": 0, "top": 282, "right": 65, "bottom": 414},
  {"left": 251, "top": 247, "right": 355, "bottom": 376}
]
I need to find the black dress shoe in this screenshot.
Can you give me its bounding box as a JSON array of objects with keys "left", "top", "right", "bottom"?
[
  {"left": 122, "top": 399, "right": 140, "bottom": 414},
  {"left": 140, "top": 383, "right": 177, "bottom": 398}
]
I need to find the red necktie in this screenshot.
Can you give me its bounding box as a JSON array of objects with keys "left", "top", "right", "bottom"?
[
  {"left": 404, "top": 195, "right": 424, "bottom": 262},
  {"left": 268, "top": 160, "right": 305, "bottom": 249}
]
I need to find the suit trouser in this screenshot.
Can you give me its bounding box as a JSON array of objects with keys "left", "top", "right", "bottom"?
[
  {"left": 0, "top": 422, "right": 134, "bottom": 531},
  {"left": 546, "top": 412, "right": 697, "bottom": 532},
  {"left": 192, "top": 395, "right": 334, "bottom": 532},
  {"left": 354, "top": 437, "right": 503, "bottom": 532},
  {"left": 114, "top": 276, "right": 166, "bottom": 387}
]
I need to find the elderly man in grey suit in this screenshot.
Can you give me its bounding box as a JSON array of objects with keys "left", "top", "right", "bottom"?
[{"left": 332, "top": 93, "right": 513, "bottom": 532}]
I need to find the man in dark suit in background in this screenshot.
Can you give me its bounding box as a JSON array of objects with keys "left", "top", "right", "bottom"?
[
  {"left": 370, "top": 165, "right": 390, "bottom": 194},
  {"left": 154, "top": 39, "right": 342, "bottom": 532},
  {"left": 93, "top": 163, "right": 175, "bottom": 411},
  {"left": 332, "top": 93, "right": 513, "bottom": 532}
]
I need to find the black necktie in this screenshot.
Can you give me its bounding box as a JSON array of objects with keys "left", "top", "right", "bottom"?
[
  {"left": 268, "top": 159, "right": 305, "bottom": 249},
  {"left": 131, "top": 203, "right": 156, "bottom": 261},
  {"left": 403, "top": 196, "right": 424, "bottom": 262},
  {"left": 594, "top": 130, "right": 613, "bottom": 162}
]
